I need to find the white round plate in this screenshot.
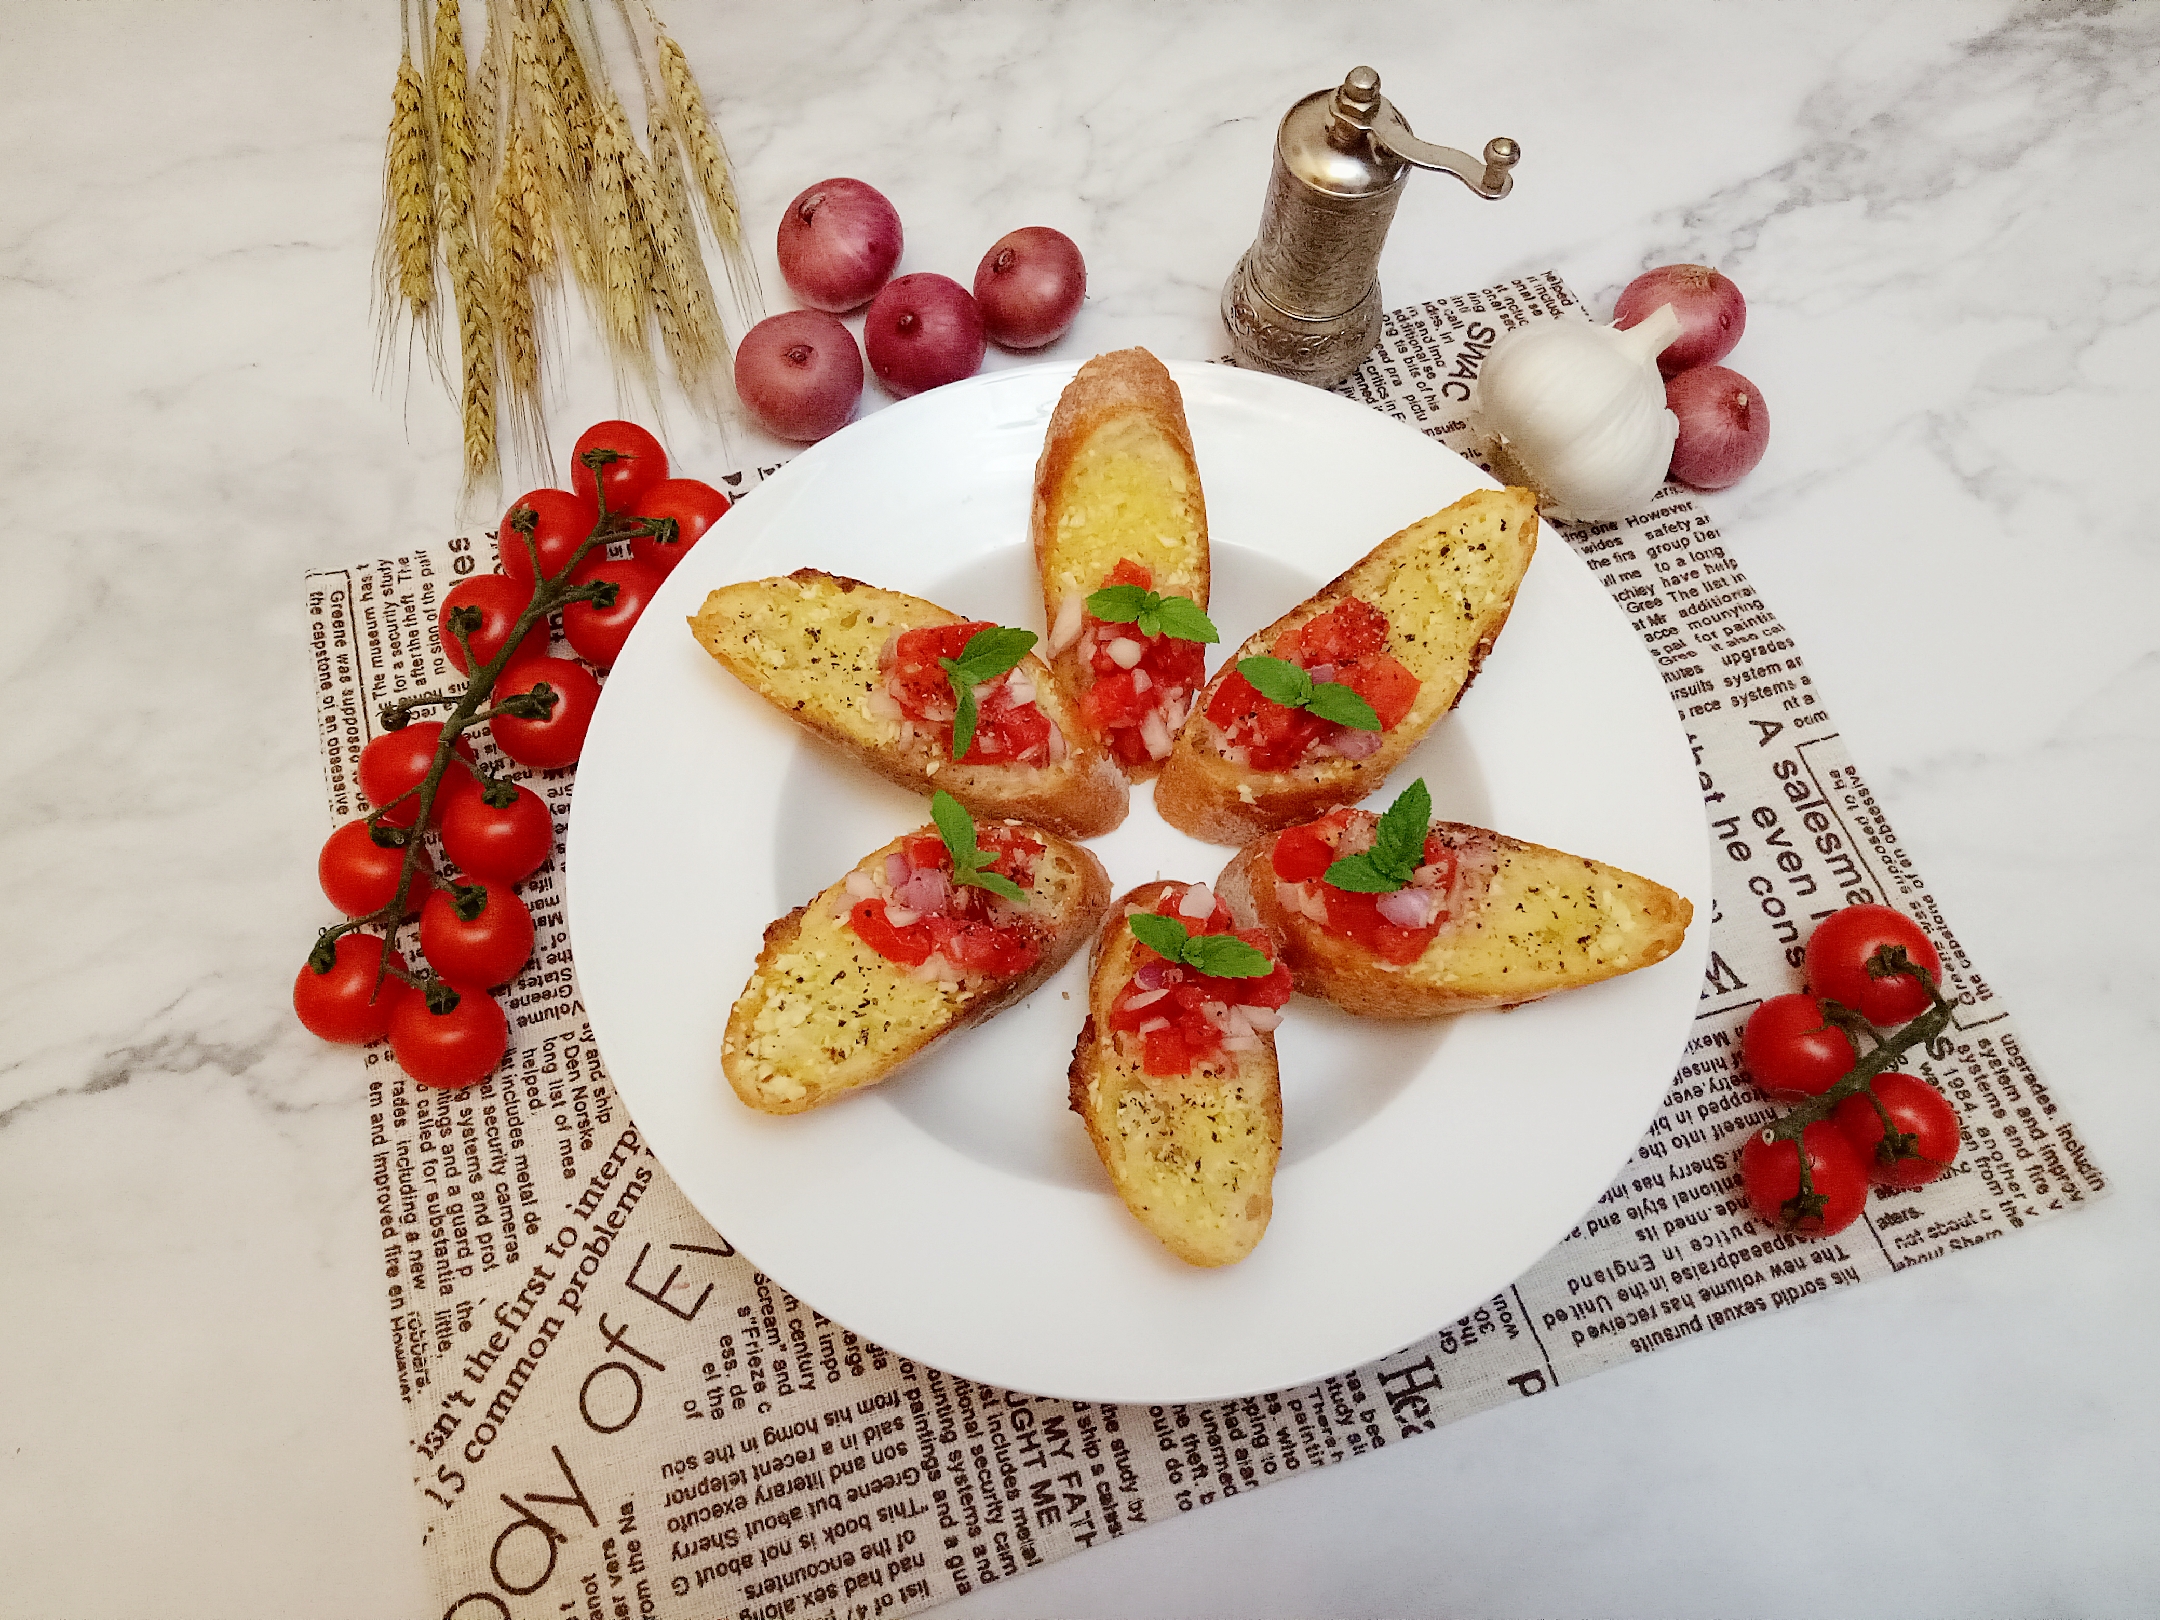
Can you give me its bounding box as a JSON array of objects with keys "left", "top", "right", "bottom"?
[{"left": 568, "top": 359, "right": 1710, "bottom": 1405}]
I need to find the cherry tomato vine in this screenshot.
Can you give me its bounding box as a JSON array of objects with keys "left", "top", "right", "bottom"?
[
  {"left": 296, "top": 432, "right": 727, "bottom": 1089},
  {"left": 1739, "top": 911, "right": 1962, "bottom": 1235}
]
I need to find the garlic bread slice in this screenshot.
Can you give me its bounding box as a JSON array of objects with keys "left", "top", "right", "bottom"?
[
  {"left": 724, "top": 809, "right": 1110, "bottom": 1114},
  {"left": 1067, "top": 881, "right": 1289, "bottom": 1267},
  {"left": 1155, "top": 486, "right": 1538, "bottom": 845},
  {"left": 1217, "top": 817, "right": 1692, "bottom": 1019},
  {"left": 1031, "top": 348, "right": 1211, "bottom": 778},
  {"left": 690, "top": 569, "right": 1128, "bottom": 839}
]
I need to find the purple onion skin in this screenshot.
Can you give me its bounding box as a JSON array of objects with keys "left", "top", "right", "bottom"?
[
  {"left": 974, "top": 227, "right": 1087, "bottom": 350},
  {"left": 1615, "top": 264, "right": 1746, "bottom": 375},
  {"left": 863, "top": 273, "right": 987, "bottom": 398},
  {"left": 734, "top": 311, "right": 865, "bottom": 442},
  {"left": 776, "top": 178, "right": 904, "bottom": 313},
  {"left": 1666, "top": 365, "right": 1769, "bottom": 490}
]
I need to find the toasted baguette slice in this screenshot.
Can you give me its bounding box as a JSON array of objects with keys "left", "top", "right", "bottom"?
[
  {"left": 1067, "top": 881, "right": 1282, "bottom": 1267},
  {"left": 724, "top": 822, "right": 1111, "bottom": 1114},
  {"left": 1217, "top": 821, "right": 1692, "bottom": 1019},
  {"left": 1154, "top": 487, "right": 1539, "bottom": 846},
  {"left": 1031, "top": 348, "right": 1209, "bottom": 780},
  {"left": 690, "top": 569, "right": 1127, "bottom": 840}
]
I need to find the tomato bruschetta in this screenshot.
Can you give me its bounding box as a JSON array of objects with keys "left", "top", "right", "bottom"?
[
  {"left": 1031, "top": 348, "right": 1215, "bottom": 778},
  {"left": 1214, "top": 779, "right": 1693, "bottom": 1019},
  {"left": 724, "top": 794, "right": 1111, "bottom": 1114},
  {"left": 690, "top": 569, "right": 1128, "bottom": 839},
  {"left": 1067, "top": 880, "right": 1293, "bottom": 1266},
  {"left": 1154, "top": 486, "right": 1539, "bottom": 846}
]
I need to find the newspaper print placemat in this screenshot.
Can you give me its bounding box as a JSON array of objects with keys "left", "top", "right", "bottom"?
[{"left": 306, "top": 272, "right": 2105, "bottom": 1620}]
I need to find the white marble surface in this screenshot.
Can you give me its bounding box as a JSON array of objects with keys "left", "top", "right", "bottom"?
[{"left": 3, "top": 1, "right": 2156, "bottom": 1615}]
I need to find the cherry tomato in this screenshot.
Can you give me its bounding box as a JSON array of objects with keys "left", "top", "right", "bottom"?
[
  {"left": 293, "top": 933, "right": 408, "bottom": 1044},
  {"left": 1739, "top": 1119, "right": 1870, "bottom": 1235},
  {"left": 390, "top": 985, "right": 509, "bottom": 1089},
  {"left": 498, "top": 487, "right": 602, "bottom": 583},
  {"left": 1742, "top": 993, "right": 1858, "bottom": 1098},
  {"left": 563, "top": 554, "right": 665, "bottom": 669},
  {"left": 1806, "top": 904, "right": 1943, "bottom": 1025},
  {"left": 439, "top": 783, "right": 553, "bottom": 885},
  {"left": 319, "top": 819, "right": 430, "bottom": 917},
  {"left": 420, "top": 878, "right": 536, "bottom": 989},
  {"left": 357, "top": 723, "right": 481, "bottom": 827},
  {"left": 1833, "top": 1072, "right": 1961, "bottom": 1188},
  {"left": 627, "top": 477, "right": 730, "bottom": 576},
  {"left": 438, "top": 573, "right": 549, "bottom": 676},
  {"left": 571, "top": 421, "right": 668, "bottom": 515},
  {"left": 490, "top": 656, "right": 602, "bottom": 770}
]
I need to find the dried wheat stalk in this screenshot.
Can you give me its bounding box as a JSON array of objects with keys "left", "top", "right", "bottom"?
[
  {"left": 375, "top": 43, "right": 440, "bottom": 366},
  {"left": 490, "top": 119, "right": 546, "bottom": 465},
  {"left": 649, "top": 20, "right": 761, "bottom": 314},
  {"left": 508, "top": 0, "right": 584, "bottom": 289},
  {"left": 649, "top": 112, "right": 734, "bottom": 413},
  {"left": 432, "top": 0, "right": 498, "bottom": 493},
  {"left": 587, "top": 87, "right": 658, "bottom": 384}
]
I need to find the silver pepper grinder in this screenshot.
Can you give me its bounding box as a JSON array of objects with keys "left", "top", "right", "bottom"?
[{"left": 1222, "top": 66, "right": 1520, "bottom": 388}]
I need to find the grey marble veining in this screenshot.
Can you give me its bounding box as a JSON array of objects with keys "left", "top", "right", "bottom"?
[{"left": 2, "top": 1, "right": 2156, "bottom": 1616}]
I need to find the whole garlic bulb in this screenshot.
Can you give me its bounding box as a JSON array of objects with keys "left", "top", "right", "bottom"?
[{"left": 1468, "top": 304, "right": 1682, "bottom": 522}]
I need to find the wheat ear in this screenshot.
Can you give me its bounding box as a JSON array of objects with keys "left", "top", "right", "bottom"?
[
  {"left": 651, "top": 27, "right": 762, "bottom": 316},
  {"left": 490, "top": 120, "right": 547, "bottom": 467},
  {"left": 509, "top": 0, "right": 582, "bottom": 289},
  {"left": 587, "top": 88, "right": 657, "bottom": 385},
  {"left": 433, "top": 0, "right": 498, "bottom": 494},
  {"left": 648, "top": 112, "right": 735, "bottom": 416},
  {"left": 375, "top": 46, "right": 441, "bottom": 371},
  {"left": 469, "top": 4, "right": 504, "bottom": 198}
]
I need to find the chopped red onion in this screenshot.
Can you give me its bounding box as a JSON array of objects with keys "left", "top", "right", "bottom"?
[
  {"left": 897, "top": 868, "right": 950, "bottom": 914},
  {"left": 1177, "top": 883, "right": 1215, "bottom": 920},
  {"left": 1107, "top": 637, "right": 1145, "bottom": 669},
  {"left": 1237, "top": 1005, "right": 1283, "bottom": 1034},
  {"left": 1121, "top": 986, "right": 1170, "bottom": 1011},
  {"left": 885, "top": 851, "right": 911, "bottom": 887},
  {"left": 1307, "top": 662, "right": 1337, "bottom": 684},
  {"left": 1332, "top": 725, "right": 1384, "bottom": 761},
  {"left": 1133, "top": 958, "right": 1169, "bottom": 990},
  {"left": 1376, "top": 887, "right": 1439, "bottom": 928}
]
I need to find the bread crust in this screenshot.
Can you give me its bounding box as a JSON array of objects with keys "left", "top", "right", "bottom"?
[
  {"left": 1066, "top": 881, "right": 1281, "bottom": 1267},
  {"left": 1216, "top": 823, "right": 1693, "bottom": 1019},
  {"left": 689, "top": 569, "right": 1128, "bottom": 840},
  {"left": 723, "top": 824, "right": 1111, "bottom": 1114},
  {"left": 1029, "top": 349, "right": 1209, "bottom": 782},
  {"left": 1154, "top": 487, "right": 1539, "bottom": 845}
]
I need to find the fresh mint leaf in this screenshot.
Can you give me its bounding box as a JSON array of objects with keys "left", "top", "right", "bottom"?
[
  {"left": 1237, "top": 655, "right": 1312, "bottom": 709},
  {"left": 1371, "top": 778, "right": 1432, "bottom": 877},
  {"left": 1181, "top": 933, "right": 1272, "bottom": 978},
  {"left": 930, "top": 789, "right": 1031, "bottom": 903},
  {"left": 939, "top": 625, "right": 1037, "bottom": 759},
  {"left": 1087, "top": 584, "right": 1148, "bottom": 623},
  {"left": 1319, "top": 779, "right": 1433, "bottom": 895},
  {"left": 1151, "top": 596, "right": 1219, "bottom": 644},
  {"left": 1305, "top": 680, "right": 1381, "bottom": 731},
  {"left": 1127, "top": 912, "right": 1191, "bottom": 962},
  {"left": 1321, "top": 853, "right": 1401, "bottom": 893}
]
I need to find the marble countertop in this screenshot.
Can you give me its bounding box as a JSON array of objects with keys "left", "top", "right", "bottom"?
[{"left": 4, "top": 1, "right": 2156, "bottom": 1615}]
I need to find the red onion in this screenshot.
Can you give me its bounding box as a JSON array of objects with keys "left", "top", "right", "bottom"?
[
  {"left": 1666, "top": 365, "right": 1770, "bottom": 490},
  {"left": 884, "top": 851, "right": 911, "bottom": 887},
  {"left": 898, "top": 867, "right": 951, "bottom": 915},
  {"left": 1614, "top": 264, "right": 1746, "bottom": 375},
  {"left": 1376, "top": 888, "right": 1437, "bottom": 928},
  {"left": 1133, "top": 959, "right": 1169, "bottom": 990},
  {"left": 1331, "top": 725, "right": 1384, "bottom": 761},
  {"left": 775, "top": 178, "right": 902, "bottom": 313},
  {"left": 863, "top": 273, "right": 986, "bottom": 398},
  {"left": 973, "top": 227, "right": 1086, "bottom": 350},
  {"left": 734, "top": 311, "right": 864, "bottom": 441}
]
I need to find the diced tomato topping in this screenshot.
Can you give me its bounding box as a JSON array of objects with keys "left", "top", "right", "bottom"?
[
  {"left": 903, "top": 833, "right": 949, "bottom": 872},
  {"left": 937, "top": 919, "right": 1040, "bottom": 977},
  {"left": 885, "top": 620, "right": 1053, "bottom": 765},
  {"left": 1104, "top": 558, "right": 1153, "bottom": 590},
  {"left": 978, "top": 824, "right": 1044, "bottom": 883},
  {"left": 1143, "top": 1026, "right": 1193, "bottom": 1078},
  {"left": 1294, "top": 598, "right": 1391, "bottom": 664},
  {"left": 849, "top": 899, "right": 935, "bottom": 968},
  {"left": 1271, "top": 818, "right": 1460, "bottom": 966},
  {"left": 1072, "top": 560, "right": 1207, "bottom": 758},
  {"left": 1209, "top": 598, "right": 1421, "bottom": 771},
  {"left": 1271, "top": 820, "right": 1340, "bottom": 883},
  {"left": 1335, "top": 653, "right": 1420, "bottom": 730}
]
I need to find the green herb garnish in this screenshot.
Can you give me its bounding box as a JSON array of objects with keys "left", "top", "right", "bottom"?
[
  {"left": 1126, "top": 911, "right": 1272, "bottom": 978},
  {"left": 1235, "top": 654, "right": 1380, "bottom": 731},
  {"left": 1321, "top": 778, "right": 1433, "bottom": 894},
  {"left": 930, "top": 790, "right": 1028, "bottom": 904},
  {"left": 1085, "top": 585, "right": 1220, "bottom": 645},
  {"left": 939, "top": 625, "right": 1038, "bottom": 760}
]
